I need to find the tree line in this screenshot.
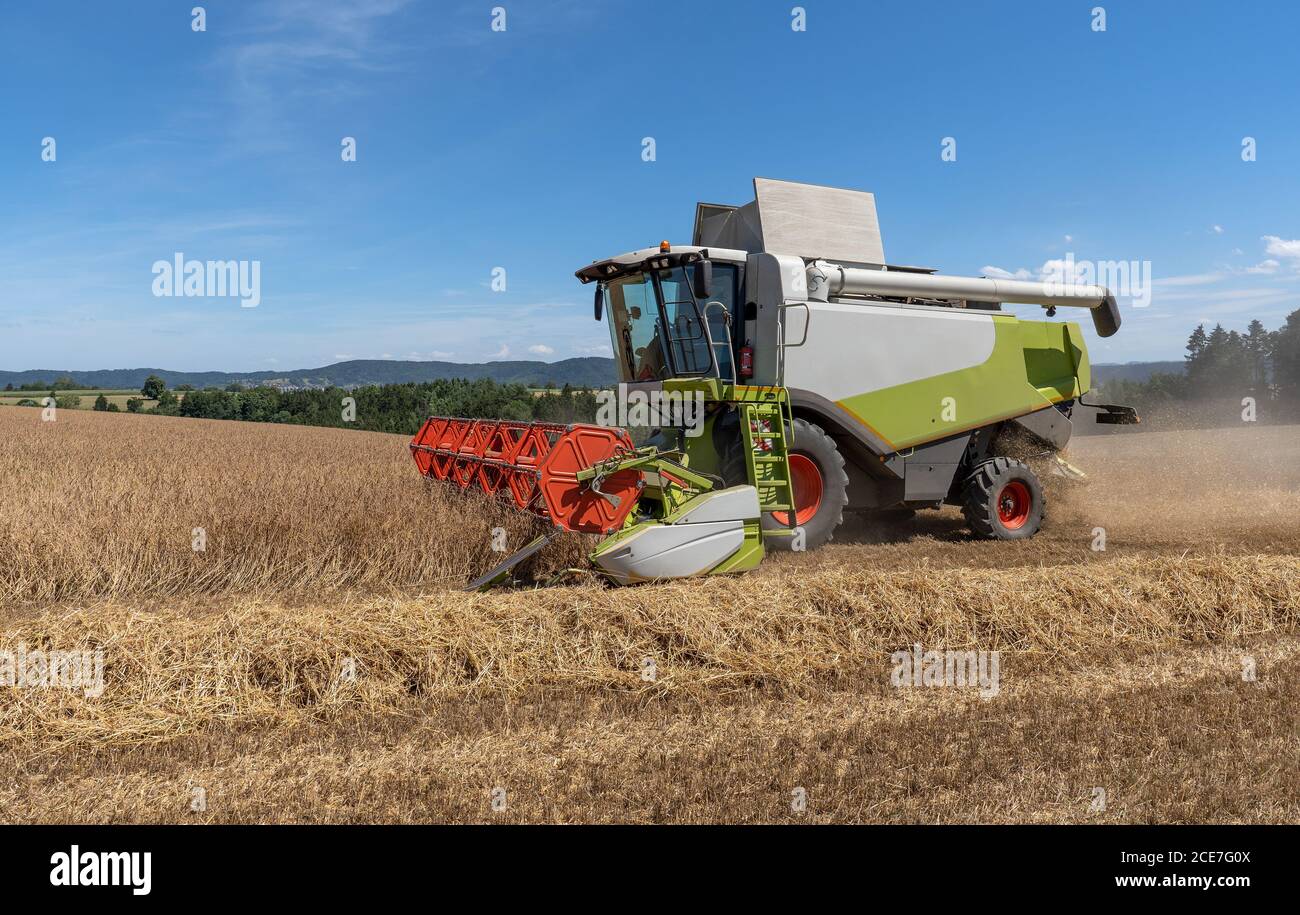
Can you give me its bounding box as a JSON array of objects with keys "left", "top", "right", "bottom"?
[
  {"left": 135, "top": 375, "right": 602, "bottom": 434},
  {"left": 4, "top": 376, "right": 87, "bottom": 392},
  {"left": 1097, "top": 308, "right": 1300, "bottom": 423}
]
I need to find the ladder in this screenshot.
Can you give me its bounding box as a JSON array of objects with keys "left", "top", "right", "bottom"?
[{"left": 739, "top": 401, "right": 796, "bottom": 535}]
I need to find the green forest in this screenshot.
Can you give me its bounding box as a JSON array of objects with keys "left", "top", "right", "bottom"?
[
  {"left": 148, "top": 377, "right": 601, "bottom": 435},
  {"left": 1096, "top": 308, "right": 1300, "bottom": 423}
]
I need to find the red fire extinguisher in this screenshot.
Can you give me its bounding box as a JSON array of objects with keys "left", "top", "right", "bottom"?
[{"left": 738, "top": 341, "right": 754, "bottom": 379}]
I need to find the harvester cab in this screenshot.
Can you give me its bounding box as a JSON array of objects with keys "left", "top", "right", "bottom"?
[{"left": 411, "top": 178, "right": 1139, "bottom": 588}]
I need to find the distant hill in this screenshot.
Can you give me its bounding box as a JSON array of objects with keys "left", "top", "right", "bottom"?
[
  {"left": 1092, "top": 361, "right": 1184, "bottom": 385},
  {"left": 0, "top": 357, "right": 619, "bottom": 391},
  {"left": 1, "top": 356, "right": 1182, "bottom": 393}
]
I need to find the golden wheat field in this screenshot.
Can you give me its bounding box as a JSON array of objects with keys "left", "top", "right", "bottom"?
[{"left": 0, "top": 406, "right": 1297, "bottom": 823}]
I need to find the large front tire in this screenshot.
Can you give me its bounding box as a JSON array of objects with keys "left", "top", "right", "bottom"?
[
  {"left": 762, "top": 419, "right": 848, "bottom": 551},
  {"left": 960, "top": 457, "right": 1045, "bottom": 540}
]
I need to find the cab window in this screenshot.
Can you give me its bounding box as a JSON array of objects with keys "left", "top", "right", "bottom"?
[{"left": 603, "top": 274, "right": 668, "bottom": 381}]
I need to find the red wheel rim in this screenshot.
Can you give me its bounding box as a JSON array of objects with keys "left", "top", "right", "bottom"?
[
  {"left": 997, "top": 480, "right": 1032, "bottom": 530},
  {"left": 773, "top": 453, "right": 823, "bottom": 527}
]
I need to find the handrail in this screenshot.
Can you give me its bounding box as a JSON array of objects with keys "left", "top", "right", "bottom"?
[
  {"left": 702, "top": 300, "right": 737, "bottom": 383},
  {"left": 780, "top": 301, "right": 811, "bottom": 348}
]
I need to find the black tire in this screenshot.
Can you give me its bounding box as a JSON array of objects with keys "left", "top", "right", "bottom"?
[
  {"left": 762, "top": 419, "right": 848, "bottom": 551},
  {"left": 960, "top": 457, "right": 1044, "bottom": 540}
]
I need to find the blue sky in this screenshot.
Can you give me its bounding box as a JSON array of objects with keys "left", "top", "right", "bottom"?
[{"left": 2, "top": 0, "right": 1298, "bottom": 371}]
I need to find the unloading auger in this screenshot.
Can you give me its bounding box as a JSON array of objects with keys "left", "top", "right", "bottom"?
[{"left": 411, "top": 178, "right": 1138, "bottom": 589}]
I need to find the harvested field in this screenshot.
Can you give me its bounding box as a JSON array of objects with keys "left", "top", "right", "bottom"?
[{"left": 0, "top": 407, "right": 1296, "bottom": 823}]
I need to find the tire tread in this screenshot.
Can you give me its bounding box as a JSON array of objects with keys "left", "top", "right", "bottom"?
[{"left": 960, "top": 456, "right": 1043, "bottom": 539}]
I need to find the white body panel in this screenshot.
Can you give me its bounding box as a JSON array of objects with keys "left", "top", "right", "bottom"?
[
  {"left": 590, "top": 485, "right": 759, "bottom": 583},
  {"left": 592, "top": 521, "right": 745, "bottom": 583},
  {"left": 673, "top": 485, "right": 760, "bottom": 523},
  {"left": 748, "top": 252, "right": 811, "bottom": 386},
  {"left": 782, "top": 301, "right": 997, "bottom": 400}
]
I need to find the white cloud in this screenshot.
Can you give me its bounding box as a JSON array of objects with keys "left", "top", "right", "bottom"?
[
  {"left": 1038, "top": 258, "right": 1085, "bottom": 285},
  {"left": 1262, "top": 235, "right": 1300, "bottom": 259},
  {"left": 1156, "top": 287, "right": 1287, "bottom": 304},
  {"left": 980, "top": 265, "right": 1032, "bottom": 280},
  {"left": 489, "top": 343, "right": 510, "bottom": 359},
  {"left": 1153, "top": 272, "right": 1226, "bottom": 287},
  {"left": 573, "top": 343, "right": 613, "bottom": 356},
  {"left": 1151, "top": 287, "right": 1300, "bottom": 320},
  {"left": 1212, "top": 225, "right": 1224, "bottom": 234},
  {"left": 1244, "top": 259, "right": 1280, "bottom": 275},
  {"left": 528, "top": 343, "right": 554, "bottom": 355}
]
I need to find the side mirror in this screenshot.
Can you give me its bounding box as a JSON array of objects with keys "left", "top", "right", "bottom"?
[
  {"left": 692, "top": 259, "right": 712, "bottom": 299},
  {"left": 594, "top": 284, "right": 604, "bottom": 321}
]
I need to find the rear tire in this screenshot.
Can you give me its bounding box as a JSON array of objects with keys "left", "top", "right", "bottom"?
[
  {"left": 960, "top": 457, "right": 1044, "bottom": 540},
  {"left": 762, "top": 419, "right": 848, "bottom": 551}
]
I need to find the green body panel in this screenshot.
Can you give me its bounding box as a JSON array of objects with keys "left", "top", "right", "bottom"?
[
  {"left": 703, "top": 519, "right": 765, "bottom": 574},
  {"left": 658, "top": 412, "right": 726, "bottom": 478},
  {"left": 834, "top": 317, "right": 1088, "bottom": 451},
  {"left": 1018, "top": 318, "right": 1089, "bottom": 402},
  {"left": 1065, "top": 321, "right": 1091, "bottom": 393}
]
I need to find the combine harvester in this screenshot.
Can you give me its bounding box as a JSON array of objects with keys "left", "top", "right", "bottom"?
[{"left": 411, "top": 178, "right": 1137, "bottom": 588}]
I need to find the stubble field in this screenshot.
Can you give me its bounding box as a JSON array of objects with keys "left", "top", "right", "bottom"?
[{"left": 0, "top": 407, "right": 1296, "bottom": 823}]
